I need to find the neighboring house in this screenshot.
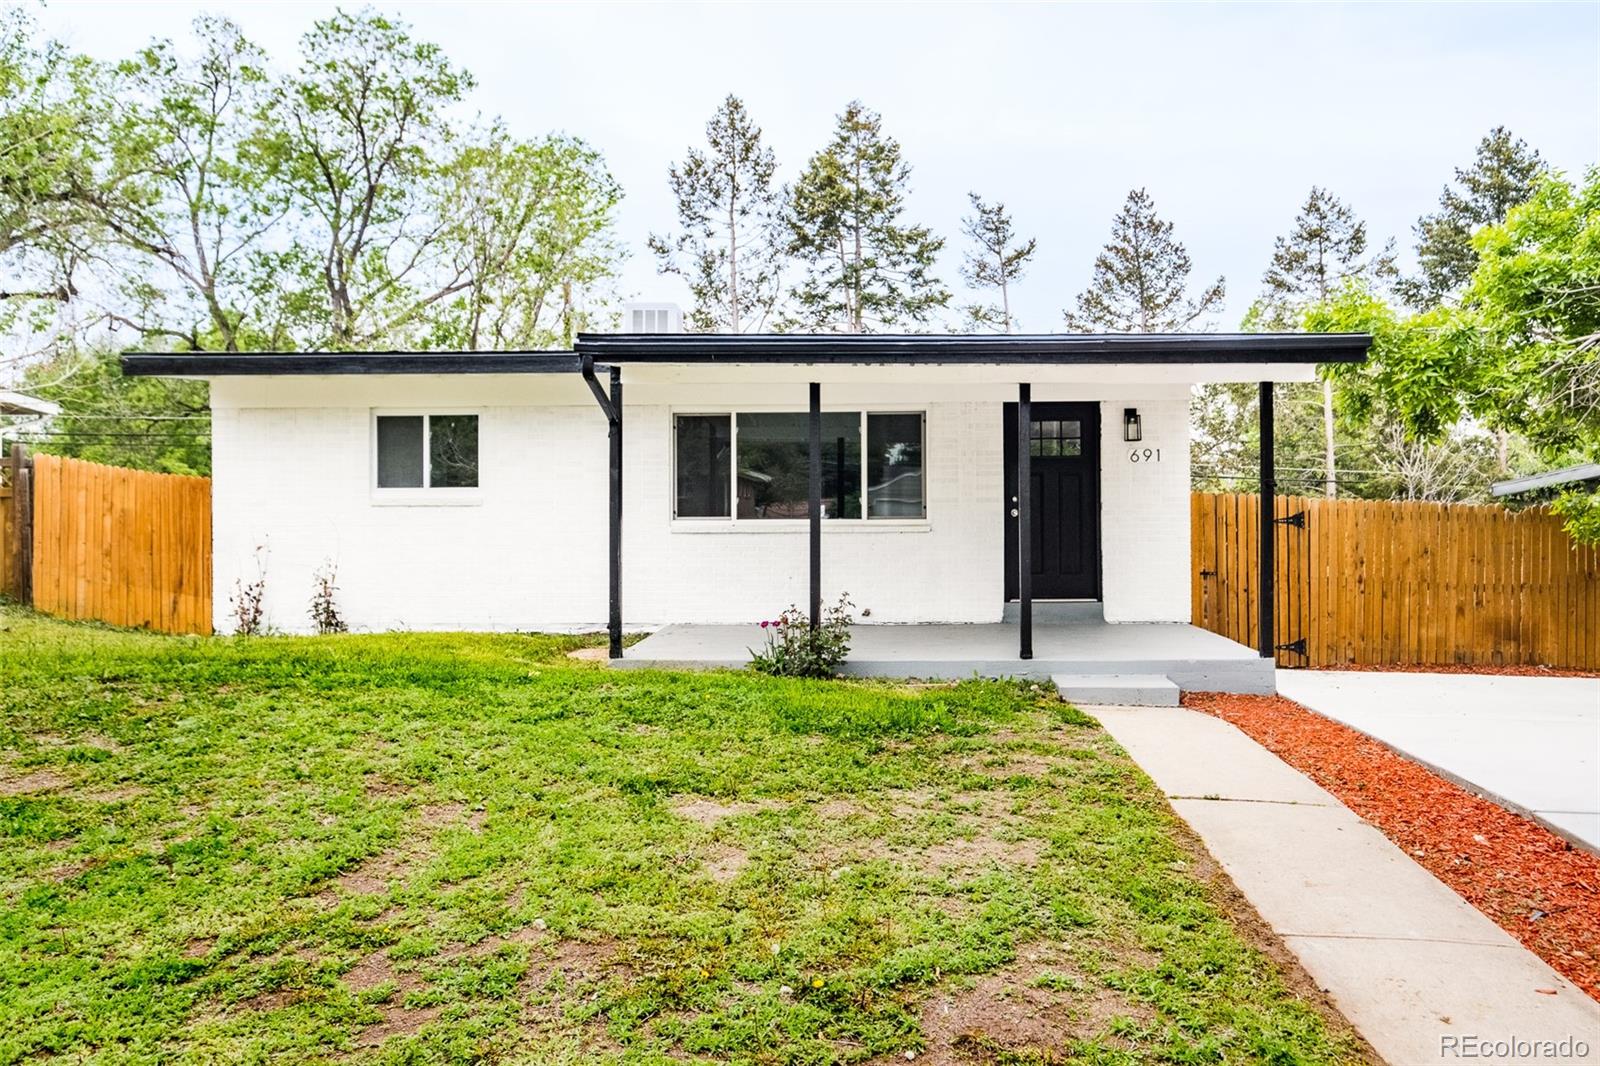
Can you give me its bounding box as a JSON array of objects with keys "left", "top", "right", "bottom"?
[
  {"left": 1492, "top": 463, "right": 1600, "bottom": 499},
  {"left": 123, "top": 323, "right": 1368, "bottom": 661},
  {"left": 0, "top": 390, "right": 60, "bottom": 445}
]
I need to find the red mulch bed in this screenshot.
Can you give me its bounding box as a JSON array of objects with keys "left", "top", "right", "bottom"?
[
  {"left": 1314, "top": 662, "right": 1600, "bottom": 678},
  {"left": 1182, "top": 691, "right": 1600, "bottom": 1003}
]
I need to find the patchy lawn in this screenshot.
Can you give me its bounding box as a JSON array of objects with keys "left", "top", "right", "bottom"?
[{"left": 0, "top": 608, "right": 1366, "bottom": 1064}]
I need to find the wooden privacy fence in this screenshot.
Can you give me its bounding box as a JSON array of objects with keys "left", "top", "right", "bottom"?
[
  {"left": 1193, "top": 491, "right": 1600, "bottom": 670},
  {"left": 22, "top": 454, "right": 212, "bottom": 634}
]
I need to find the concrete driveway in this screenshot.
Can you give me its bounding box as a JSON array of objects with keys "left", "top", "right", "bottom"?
[{"left": 1276, "top": 670, "right": 1600, "bottom": 852}]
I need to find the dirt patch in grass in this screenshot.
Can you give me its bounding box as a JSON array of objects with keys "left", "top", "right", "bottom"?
[
  {"left": 330, "top": 849, "right": 419, "bottom": 896},
  {"left": 520, "top": 937, "right": 627, "bottom": 1006},
  {"left": 362, "top": 774, "right": 410, "bottom": 798},
  {"left": 419, "top": 801, "right": 487, "bottom": 833},
  {"left": 905, "top": 942, "right": 1152, "bottom": 1063},
  {"left": 0, "top": 768, "right": 69, "bottom": 795},
  {"left": 353, "top": 1003, "right": 444, "bottom": 1048},
  {"left": 46, "top": 858, "right": 103, "bottom": 882},
  {"left": 918, "top": 834, "right": 1045, "bottom": 873},
  {"left": 669, "top": 796, "right": 782, "bottom": 825},
  {"left": 1185, "top": 690, "right": 1600, "bottom": 1005},
  {"left": 566, "top": 647, "right": 609, "bottom": 662},
  {"left": 237, "top": 988, "right": 299, "bottom": 1013},
  {"left": 702, "top": 845, "right": 749, "bottom": 884}
]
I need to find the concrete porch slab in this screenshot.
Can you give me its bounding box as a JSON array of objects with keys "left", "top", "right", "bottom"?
[
  {"left": 618, "top": 621, "right": 1276, "bottom": 693},
  {"left": 1093, "top": 705, "right": 1600, "bottom": 1065}
]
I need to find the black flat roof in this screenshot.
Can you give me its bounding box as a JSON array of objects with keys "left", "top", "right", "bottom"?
[
  {"left": 121, "top": 332, "right": 1369, "bottom": 377},
  {"left": 574, "top": 332, "right": 1371, "bottom": 364},
  {"left": 121, "top": 351, "right": 583, "bottom": 377}
]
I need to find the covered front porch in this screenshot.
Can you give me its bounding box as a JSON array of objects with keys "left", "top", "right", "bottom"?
[{"left": 618, "top": 614, "right": 1274, "bottom": 694}]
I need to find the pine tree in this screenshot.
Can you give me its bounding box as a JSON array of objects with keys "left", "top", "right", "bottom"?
[
  {"left": 1063, "top": 188, "right": 1224, "bottom": 332},
  {"left": 784, "top": 101, "right": 948, "bottom": 332},
  {"left": 1255, "top": 186, "right": 1396, "bottom": 328},
  {"left": 1252, "top": 187, "right": 1397, "bottom": 499},
  {"left": 959, "top": 193, "right": 1035, "bottom": 333},
  {"left": 1400, "top": 126, "right": 1545, "bottom": 308},
  {"left": 647, "top": 95, "right": 783, "bottom": 332}
]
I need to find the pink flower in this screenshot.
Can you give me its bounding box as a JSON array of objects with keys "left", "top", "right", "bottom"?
[{"left": 760, "top": 620, "right": 769, "bottom": 628}]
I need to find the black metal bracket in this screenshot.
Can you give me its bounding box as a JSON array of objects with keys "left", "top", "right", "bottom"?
[
  {"left": 1275, "top": 637, "right": 1308, "bottom": 656},
  {"left": 1273, "top": 510, "right": 1307, "bottom": 529},
  {"left": 580, "top": 355, "right": 618, "bottom": 424}
]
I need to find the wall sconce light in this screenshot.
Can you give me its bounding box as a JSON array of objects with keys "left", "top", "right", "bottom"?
[{"left": 1123, "top": 407, "right": 1142, "bottom": 442}]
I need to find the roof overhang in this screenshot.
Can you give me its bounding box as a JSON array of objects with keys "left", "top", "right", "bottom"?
[
  {"left": 573, "top": 332, "right": 1371, "bottom": 365},
  {"left": 1491, "top": 462, "right": 1600, "bottom": 497},
  {"left": 0, "top": 390, "right": 61, "bottom": 416},
  {"left": 121, "top": 333, "right": 1370, "bottom": 379},
  {"left": 120, "top": 351, "right": 585, "bottom": 378}
]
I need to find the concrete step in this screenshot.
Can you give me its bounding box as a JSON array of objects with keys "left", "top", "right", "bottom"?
[
  {"left": 1002, "top": 600, "right": 1104, "bottom": 624},
  {"left": 1053, "top": 673, "right": 1180, "bottom": 707}
]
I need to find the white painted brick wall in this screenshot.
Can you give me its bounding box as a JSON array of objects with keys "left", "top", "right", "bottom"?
[
  {"left": 209, "top": 376, "right": 1193, "bottom": 633},
  {"left": 1096, "top": 388, "right": 1192, "bottom": 622}
]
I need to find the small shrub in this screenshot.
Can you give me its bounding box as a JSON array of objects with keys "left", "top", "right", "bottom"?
[
  {"left": 229, "top": 545, "right": 268, "bottom": 636},
  {"left": 308, "top": 559, "right": 347, "bottom": 635},
  {"left": 749, "top": 593, "right": 854, "bottom": 678}
]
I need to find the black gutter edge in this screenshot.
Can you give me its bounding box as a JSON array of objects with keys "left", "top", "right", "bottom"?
[
  {"left": 573, "top": 332, "right": 1372, "bottom": 364},
  {"left": 120, "top": 351, "right": 585, "bottom": 377}
]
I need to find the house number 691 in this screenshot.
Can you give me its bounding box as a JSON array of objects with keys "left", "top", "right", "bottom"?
[{"left": 1129, "top": 448, "right": 1161, "bottom": 463}]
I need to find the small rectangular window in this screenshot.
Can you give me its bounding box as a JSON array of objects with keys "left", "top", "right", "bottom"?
[
  {"left": 867, "top": 413, "right": 925, "bottom": 518},
  {"left": 375, "top": 414, "right": 478, "bottom": 490},
  {"left": 376, "top": 415, "right": 424, "bottom": 487},
  {"left": 1030, "top": 418, "right": 1081, "bottom": 458},
  {"left": 675, "top": 415, "right": 731, "bottom": 517}
]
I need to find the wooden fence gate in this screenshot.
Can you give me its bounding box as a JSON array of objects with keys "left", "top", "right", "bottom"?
[
  {"left": 1193, "top": 491, "right": 1600, "bottom": 670},
  {"left": 4, "top": 452, "right": 212, "bottom": 635}
]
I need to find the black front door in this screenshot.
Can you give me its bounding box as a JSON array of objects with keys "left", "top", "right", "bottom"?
[{"left": 1004, "top": 402, "right": 1101, "bottom": 600}]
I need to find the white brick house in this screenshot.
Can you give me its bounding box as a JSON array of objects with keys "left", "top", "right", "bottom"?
[{"left": 124, "top": 330, "right": 1367, "bottom": 678}]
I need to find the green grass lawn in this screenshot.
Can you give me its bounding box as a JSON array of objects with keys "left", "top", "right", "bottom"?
[{"left": 0, "top": 607, "right": 1365, "bottom": 1065}]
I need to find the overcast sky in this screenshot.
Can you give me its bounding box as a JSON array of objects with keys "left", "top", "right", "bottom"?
[{"left": 32, "top": 0, "right": 1600, "bottom": 331}]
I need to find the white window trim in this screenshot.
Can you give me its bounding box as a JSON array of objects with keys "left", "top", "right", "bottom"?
[
  {"left": 370, "top": 409, "right": 484, "bottom": 506},
  {"left": 669, "top": 406, "right": 929, "bottom": 530}
]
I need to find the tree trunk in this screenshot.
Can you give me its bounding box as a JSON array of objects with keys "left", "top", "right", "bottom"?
[
  {"left": 999, "top": 261, "right": 1012, "bottom": 334},
  {"left": 1321, "top": 378, "right": 1337, "bottom": 498},
  {"left": 727, "top": 195, "right": 740, "bottom": 334}
]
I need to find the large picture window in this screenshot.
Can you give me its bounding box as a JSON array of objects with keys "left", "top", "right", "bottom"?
[
  {"left": 672, "top": 411, "right": 925, "bottom": 521},
  {"left": 375, "top": 413, "right": 479, "bottom": 489}
]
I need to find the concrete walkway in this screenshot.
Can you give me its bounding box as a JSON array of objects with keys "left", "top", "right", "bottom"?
[
  {"left": 1092, "top": 705, "right": 1600, "bottom": 1065},
  {"left": 1277, "top": 670, "right": 1600, "bottom": 852}
]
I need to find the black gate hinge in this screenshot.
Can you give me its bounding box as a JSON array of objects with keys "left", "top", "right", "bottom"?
[
  {"left": 1273, "top": 510, "right": 1307, "bottom": 529},
  {"left": 1274, "top": 637, "right": 1308, "bottom": 656}
]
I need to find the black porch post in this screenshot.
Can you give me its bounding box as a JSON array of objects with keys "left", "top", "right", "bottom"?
[
  {"left": 809, "top": 382, "right": 822, "bottom": 631},
  {"left": 1258, "top": 381, "right": 1274, "bottom": 660},
  {"left": 1017, "top": 383, "right": 1032, "bottom": 660},
  {"left": 609, "top": 366, "right": 624, "bottom": 660}
]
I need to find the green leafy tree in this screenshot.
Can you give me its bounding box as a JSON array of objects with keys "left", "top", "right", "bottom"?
[
  {"left": 785, "top": 101, "right": 948, "bottom": 332},
  {"left": 268, "top": 9, "right": 472, "bottom": 349},
  {"left": 0, "top": 10, "right": 116, "bottom": 341},
  {"left": 19, "top": 347, "right": 210, "bottom": 474},
  {"left": 104, "top": 16, "right": 284, "bottom": 352},
  {"left": 1064, "top": 188, "right": 1223, "bottom": 332},
  {"left": 1399, "top": 126, "right": 1545, "bottom": 309},
  {"left": 1251, "top": 186, "right": 1397, "bottom": 496},
  {"left": 424, "top": 127, "right": 622, "bottom": 349},
  {"left": 648, "top": 95, "right": 783, "bottom": 333},
  {"left": 958, "top": 193, "right": 1035, "bottom": 333},
  {"left": 1460, "top": 168, "right": 1600, "bottom": 537}
]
